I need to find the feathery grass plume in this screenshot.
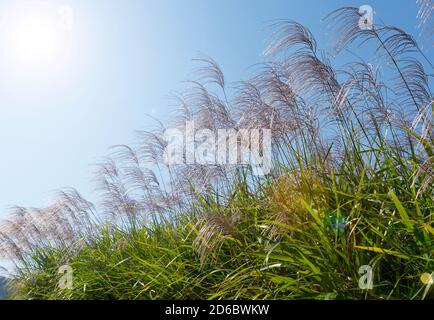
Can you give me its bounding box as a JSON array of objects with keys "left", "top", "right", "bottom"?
[{"left": 416, "top": 0, "right": 433, "bottom": 47}]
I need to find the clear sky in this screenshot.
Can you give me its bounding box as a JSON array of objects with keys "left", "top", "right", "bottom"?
[{"left": 0, "top": 0, "right": 429, "bottom": 221}]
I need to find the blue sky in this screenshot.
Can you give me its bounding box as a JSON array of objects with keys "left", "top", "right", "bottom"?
[{"left": 0, "top": 0, "right": 428, "bottom": 221}]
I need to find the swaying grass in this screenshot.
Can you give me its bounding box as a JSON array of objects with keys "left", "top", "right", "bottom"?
[
  {"left": 1, "top": 7, "right": 433, "bottom": 300},
  {"left": 10, "top": 151, "right": 434, "bottom": 300}
]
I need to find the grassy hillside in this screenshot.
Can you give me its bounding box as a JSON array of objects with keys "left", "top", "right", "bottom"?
[
  {"left": 1, "top": 7, "right": 433, "bottom": 300},
  {"left": 10, "top": 165, "right": 434, "bottom": 300}
]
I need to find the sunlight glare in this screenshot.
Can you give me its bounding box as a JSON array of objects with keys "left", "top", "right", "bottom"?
[
  {"left": 2, "top": 3, "right": 74, "bottom": 70},
  {"left": 12, "top": 15, "right": 60, "bottom": 63},
  {"left": 0, "top": 3, "right": 77, "bottom": 99}
]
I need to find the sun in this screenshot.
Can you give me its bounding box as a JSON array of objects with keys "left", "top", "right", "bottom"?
[
  {"left": 0, "top": 2, "right": 76, "bottom": 98},
  {"left": 2, "top": 3, "right": 73, "bottom": 69},
  {"left": 12, "top": 14, "right": 60, "bottom": 63}
]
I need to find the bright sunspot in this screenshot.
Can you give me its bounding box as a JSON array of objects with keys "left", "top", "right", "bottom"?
[
  {"left": 1, "top": 2, "right": 74, "bottom": 70},
  {"left": 11, "top": 14, "right": 60, "bottom": 63},
  {"left": 0, "top": 2, "right": 76, "bottom": 99}
]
